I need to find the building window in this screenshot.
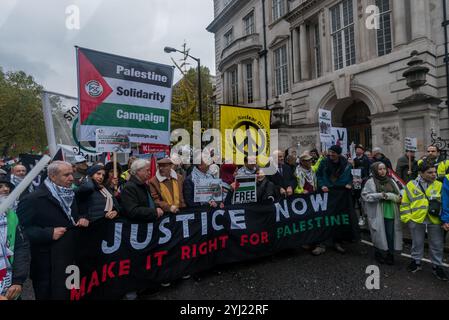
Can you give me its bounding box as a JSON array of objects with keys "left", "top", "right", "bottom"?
[
  {"left": 313, "top": 23, "right": 322, "bottom": 78},
  {"left": 272, "top": 0, "right": 286, "bottom": 21},
  {"left": 246, "top": 63, "right": 254, "bottom": 104},
  {"left": 376, "top": 0, "right": 392, "bottom": 56},
  {"left": 330, "top": 0, "right": 355, "bottom": 70},
  {"left": 224, "top": 28, "right": 234, "bottom": 47},
  {"left": 274, "top": 45, "right": 289, "bottom": 95},
  {"left": 230, "top": 68, "right": 238, "bottom": 105},
  {"left": 243, "top": 12, "right": 255, "bottom": 36}
]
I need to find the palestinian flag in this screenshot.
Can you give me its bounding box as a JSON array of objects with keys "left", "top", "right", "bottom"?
[
  {"left": 233, "top": 175, "right": 257, "bottom": 204},
  {"left": 76, "top": 47, "right": 173, "bottom": 145}
]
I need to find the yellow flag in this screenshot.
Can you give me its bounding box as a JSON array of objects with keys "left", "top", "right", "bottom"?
[{"left": 220, "top": 105, "right": 271, "bottom": 166}]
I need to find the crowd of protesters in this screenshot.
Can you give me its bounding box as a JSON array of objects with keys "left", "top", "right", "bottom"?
[{"left": 1, "top": 142, "right": 449, "bottom": 300}]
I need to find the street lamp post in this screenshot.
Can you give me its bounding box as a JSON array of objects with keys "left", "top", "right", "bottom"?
[{"left": 164, "top": 46, "right": 203, "bottom": 125}]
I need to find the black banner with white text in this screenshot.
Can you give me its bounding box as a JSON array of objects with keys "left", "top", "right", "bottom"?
[{"left": 67, "top": 190, "right": 358, "bottom": 300}]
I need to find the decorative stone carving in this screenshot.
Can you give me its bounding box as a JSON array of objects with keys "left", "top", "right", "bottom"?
[
  {"left": 381, "top": 126, "right": 400, "bottom": 145},
  {"left": 291, "top": 135, "right": 317, "bottom": 148}
]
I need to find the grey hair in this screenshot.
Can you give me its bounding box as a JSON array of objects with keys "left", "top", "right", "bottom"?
[
  {"left": 47, "top": 161, "right": 72, "bottom": 177},
  {"left": 130, "top": 159, "right": 149, "bottom": 175}
]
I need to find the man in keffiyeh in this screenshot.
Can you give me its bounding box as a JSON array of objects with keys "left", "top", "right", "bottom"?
[
  {"left": 17, "top": 161, "right": 89, "bottom": 300},
  {"left": 9, "top": 164, "right": 34, "bottom": 200}
]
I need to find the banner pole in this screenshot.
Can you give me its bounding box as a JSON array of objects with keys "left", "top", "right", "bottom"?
[{"left": 113, "top": 152, "right": 118, "bottom": 192}]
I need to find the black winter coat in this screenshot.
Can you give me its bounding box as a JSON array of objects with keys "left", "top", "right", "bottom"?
[
  {"left": 17, "top": 185, "right": 81, "bottom": 300},
  {"left": 256, "top": 178, "right": 277, "bottom": 203},
  {"left": 267, "top": 164, "right": 297, "bottom": 192},
  {"left": 75, "top": 177, "right": 121, "bottom": 222},
  {"left": 120, "top": 175, "right": 159, "bottom": 221},
  {"left": 11, "top": 224, "right": 30, "bottom": 287}
]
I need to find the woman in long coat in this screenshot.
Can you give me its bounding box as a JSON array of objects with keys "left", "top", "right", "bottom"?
[{"left": 362, "top": 162, "right": 403, "bottom": 265}]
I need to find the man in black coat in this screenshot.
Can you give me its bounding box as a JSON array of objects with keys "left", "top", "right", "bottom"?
[
  {"left": 120, "top": 159, "right": 164, "bottom": 221},
  {"left": 17, "top": 161, "right": 89, "bottom": 300},
  {"left": 396, "top": 150, "right": 418, "bottom": 183},
  {"left": 267, "top": 150, "right": 297, "bottom": 198}
]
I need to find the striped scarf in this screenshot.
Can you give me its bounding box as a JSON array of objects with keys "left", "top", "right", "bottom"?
[
  {"left": 0, "top": 209, "right": 12, "bottom": 296},
  {"left": 44, "top": 178, "right": 76, "bottom": 226}
]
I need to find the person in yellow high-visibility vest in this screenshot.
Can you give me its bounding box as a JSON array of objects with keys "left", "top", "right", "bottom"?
[
  {"left": 417, "top": 145, "right": 449, "bottom": 181},
  {"left": 400, "top": 161, "right": 448, "bottom": 281}
]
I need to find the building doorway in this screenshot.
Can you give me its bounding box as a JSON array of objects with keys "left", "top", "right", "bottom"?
[{"left": 342, "top": 101, "right": 372, "bottom": 151}]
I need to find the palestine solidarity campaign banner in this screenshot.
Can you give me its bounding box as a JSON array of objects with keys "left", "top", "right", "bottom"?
[
  {"left": 76, "top": 47, "right": 174, "bottom": 144},
  {"left": 66, "top": 190, "right": 358, "bottom": 300}
]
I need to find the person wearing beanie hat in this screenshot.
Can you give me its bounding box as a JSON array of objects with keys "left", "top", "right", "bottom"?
[
  {"left": 316, "top": 145, "right": 355, "bottom": 254},
  {"left": 75, "top": 164, "right": 121, "bottom": 222}
]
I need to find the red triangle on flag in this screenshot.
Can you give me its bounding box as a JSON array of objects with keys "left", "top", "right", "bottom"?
[
  {"left": 149, "top": 155, "right": 157, "bottom": 180},
  {"left": 78, "top": 50, "right": 113, "bottom": 123}
]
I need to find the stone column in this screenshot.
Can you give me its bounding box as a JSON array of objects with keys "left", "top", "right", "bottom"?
[
  {"left": 410, "top": 0, "right": 429, "bottom": 41},
  {"left": 392, "top": 0, "right": 407, "bottom": 47},
  {"left": 253, "top": 58, "right": 260, "bottom": 102},
  {"left": 237, "top": 63, "right": 244, "bottom": 104},
  {"left": 300, "top": 24, "right": 310, "bottom": 80},
  {"left": 292, "top": 27, "right": 301, "bottom": 82}
]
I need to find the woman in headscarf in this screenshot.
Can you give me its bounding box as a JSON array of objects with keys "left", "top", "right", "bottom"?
[
  {"left": 75, "top": 165, "right": 121, "bottom": 223},
  {"left": 361, "top": 162, "right": 402, "bottom": 265}
]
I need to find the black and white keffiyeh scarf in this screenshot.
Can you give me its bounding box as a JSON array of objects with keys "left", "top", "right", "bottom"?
[
  {"left": 44, "top": 178, "right": 76, "bottom": 226},
  {"left": 0, "top": 197, "right": 12, "bottom": 296}
]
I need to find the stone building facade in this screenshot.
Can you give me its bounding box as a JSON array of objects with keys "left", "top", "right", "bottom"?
[{"left": 207, "top": 0, "right": 449, "bottom": 163}]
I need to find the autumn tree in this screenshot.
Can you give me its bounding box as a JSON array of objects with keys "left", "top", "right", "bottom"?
[
  {"left": 170, "top": 44, "right": 216, "bottom": 134},
  {"left": 0, "top": 68, "right": 46, "bottom": 156}
]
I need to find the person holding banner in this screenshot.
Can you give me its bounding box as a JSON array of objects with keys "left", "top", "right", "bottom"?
[
  {"left": 75, "top": 165, "right": 121, "bottom": 222},
  {"left": 149, "top": 158, "right": 185, "bottom": 214},
  {"left": 183, "top": 158, "right": 219, "bottom": 208},
  {"left": 294, "top": 152, "right": 318, "bottom": 195},
  {"left": 120, "top": 159, "right": 164, "bottom": 221},
  {"left": 0, "top": 179, "right": 30, "bottom": 300},
  {"left": 316, "top": 145, "right": 353, "bottom": 254},
  {"left": 361, "top": 162, "right": 403, "bottom": 265},
  {"left": 255, "top": 167, "right": 277, "bottom": 203},
  {"left": 400, "top": 161, "right": 447, "bottom": 281},
  {"left": 17, "top": 161, "right": 90, "bottom": 299},
  {"left": 268, "top": 151, "right": 296, "bottom": 198}
]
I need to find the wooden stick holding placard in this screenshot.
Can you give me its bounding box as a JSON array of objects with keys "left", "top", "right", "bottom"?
[{"left": 113, "top": 152, "right": 118, "bottom": 192}]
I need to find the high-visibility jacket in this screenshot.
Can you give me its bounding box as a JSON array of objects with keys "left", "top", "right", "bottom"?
[
  {"left": 417, "top": 158, "right": 449, "bottom": 180},
  {"left": 441, "top": 174, "right": 449, "bottom": 224},
  {"left": 400, "top": 178, "right": 442, "bottom": 224}
]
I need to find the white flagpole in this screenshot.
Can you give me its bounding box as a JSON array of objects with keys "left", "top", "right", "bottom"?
[
  {"left": 42, "top": 92, "right": 58, "bottom": 158},
  {"left": 0, "top": 155, "right": 51, "bottom": 214}
]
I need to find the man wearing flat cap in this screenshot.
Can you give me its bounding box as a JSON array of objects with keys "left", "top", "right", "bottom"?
[{"left": 149, "top": 157, "right": 186, "bottom": 213}]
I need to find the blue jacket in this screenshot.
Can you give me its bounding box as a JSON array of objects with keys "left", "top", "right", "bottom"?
[
  {"left": 316, "top": 156, "right": 353, "bottom": 189},
  {"left": 441, "top": 176, "right": 449, "bottom": 223}
]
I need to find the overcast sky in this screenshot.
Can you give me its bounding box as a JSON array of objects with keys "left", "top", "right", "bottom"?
[{"left": 0, "top": 0, "right": 215, "bottom": 96}]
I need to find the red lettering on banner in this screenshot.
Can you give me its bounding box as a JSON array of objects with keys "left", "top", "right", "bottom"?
[
  {"left": 154, "top": 251, "right": 168, "bottom": 266},
  {"left": 147, "top": 251, "right": 168, "bottom": 269},
  {"left": 240, "top": 232, "right": 269, "bottom": 247},
  {"left": 118, "top": 260, "right": 130, "bottom": 276},
  {"left": 181, "top": 245, "right": 191, "bottom": 260},
  {"left": 87, "top": 271, "right": 100, "bottom": 294},
  {"left": 70, "top": 276, "right": 87, "bottom": 301},
  {"left": 102, "top": 262, "right": 116, "bottom": 282},
  {"left": 180, "top": 236, "right": 230, "bottom": 260}
]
